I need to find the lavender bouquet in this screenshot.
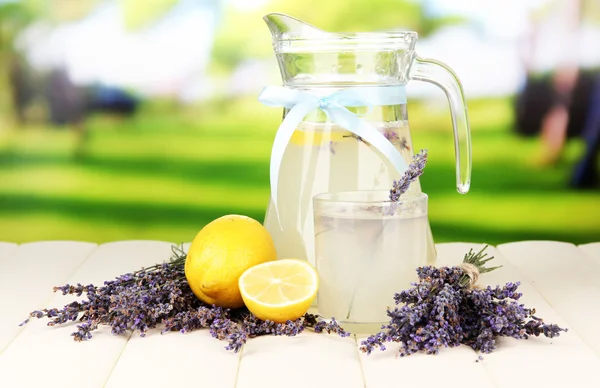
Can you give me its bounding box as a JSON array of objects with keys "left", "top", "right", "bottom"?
[
  {"left": 20, "top": 245, "right": 348, "bottom": 352},
  {"left": 359, "top": 246, "right": 567, "bottom": 356}
]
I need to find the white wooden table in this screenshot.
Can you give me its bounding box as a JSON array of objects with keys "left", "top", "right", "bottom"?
[{"left": 0, "top": 240, "right": 599, "bottom": 388}]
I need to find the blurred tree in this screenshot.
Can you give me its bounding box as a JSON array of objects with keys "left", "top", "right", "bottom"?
[
  {"left": 267, "top": 0, "right": 422, "bottom": 32},
  {"left": 209, "top": 5, "right": 267, "bottom": 76},
  {"left": 583, "top": 0, "right": 600, "bottom": 25},
  {"left": 0, "top": 1, "right": 34, "bottom": 50},
  {"left": 0, "top": 1, "right": 35, "bottom": 121},
  {"left": 48, "top": 0, "right": 100, "bottom": 22},
  {"left": 9, "top": 0, "right": 100, "bottom": 24},
  {"left": 0, "top": 0, "right": 99, "bottom": 127},
  {"left": 120, "top": 0, "right": 179, "bottom": 30}
]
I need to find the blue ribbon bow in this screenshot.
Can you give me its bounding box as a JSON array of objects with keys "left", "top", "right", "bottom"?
[{"left": 258, "top": 85, "right": 410, "bottom": 214}]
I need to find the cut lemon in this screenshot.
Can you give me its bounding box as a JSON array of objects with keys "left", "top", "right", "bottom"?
[
  {"left": 184, "top": 215, "right": 276, "bottom": 308},
  {"left": 238, "top": 259, "right": 318, "bottom": 323}
]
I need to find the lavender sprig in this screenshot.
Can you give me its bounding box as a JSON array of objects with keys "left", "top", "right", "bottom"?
[
  {"left": 21, "top": 245, "right": 349, "bottom": 351},
  {"left": 305, "top": 315, "right": 351, "bottom": 337},
  {"left": 360, "top": 247, "right": 568, "bottom": 356},
  {"left": 389, "top": 149, "right": 428, "bottom": 202},
  {"left": 346, "top": 149, "right": 429, "bottom": 317}
]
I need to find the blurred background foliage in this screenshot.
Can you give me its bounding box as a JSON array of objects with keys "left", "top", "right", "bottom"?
[{"left": 0, "top": 0, "right": 598, "bottom": 245}]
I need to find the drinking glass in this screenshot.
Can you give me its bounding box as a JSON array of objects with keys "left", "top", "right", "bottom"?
[{"left": 313, "top": 190, "right": 428, "bottom": 333}]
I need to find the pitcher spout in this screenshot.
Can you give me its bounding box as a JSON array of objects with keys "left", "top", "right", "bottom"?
[{"left": 263, "top": 13, "right": 325, "bottom": 41}]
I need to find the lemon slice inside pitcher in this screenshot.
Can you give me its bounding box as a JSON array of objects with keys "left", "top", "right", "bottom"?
[
  {"left": 239, "top": 259, "right": 318, "bottom": 323},
  {"left": 289, "top": 127, "right": 348, "bottom": 146}
]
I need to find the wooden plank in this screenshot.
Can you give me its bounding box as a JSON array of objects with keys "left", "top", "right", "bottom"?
[
  {"left": 359, "top": 243, "right": 494, "bottom": 388},
  {"left": 438, "top": 243, "right": 600, "bottom": 387},
  {"left": 236, "top": 332, "right": 364, "bottom": 388},
  {"left": 104, "top": 241, "right": 241, "bottom": 388},
  {"left": 0, "top": 242, "right": 18, "bottom": 260},
  {"left": 359, "top": 341, "right": 494, "bottom": 388},
  {"left": 498, "top": 241, "right": 600, "bottom": 357},
  {"left": 359, "top": 242, "right": 600, "bottom": 387},
  {"left": 0, "top": 241, "right": 174, "bottom": 388},
  {"left": 105, "top": 330, "right": 241, "bottom": 388},
  {"left": 2, "top": 239, "right": 597, "bottom": 387},
  {"left": 579, "top": 242, "right": 600, "bottom": 265},
  {"left": 0, "top": 241, "right": 97, "bottom": 354}
]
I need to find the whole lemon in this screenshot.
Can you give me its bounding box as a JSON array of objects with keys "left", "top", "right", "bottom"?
[{"left": 184, "top": 214, "right": 277, "bottom": 308}]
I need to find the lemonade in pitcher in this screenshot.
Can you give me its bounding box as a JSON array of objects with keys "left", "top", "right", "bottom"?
[
  {"left": 260, "top": 13, "right": 472, "bottom": 276},
  {"left": 264, "top": 115, "right": 425, "bottom": 268}
]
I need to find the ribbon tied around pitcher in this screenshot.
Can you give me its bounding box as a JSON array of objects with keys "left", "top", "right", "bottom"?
[{"left": 258, "top": 85, "right": 410, "bottom": 214}]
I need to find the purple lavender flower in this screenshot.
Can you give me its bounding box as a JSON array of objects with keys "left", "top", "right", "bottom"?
[
  {"left": 360, "top": 247, "right": 567, "bottom": 357},
  {"left": 383, "top": 129, "right": 400, "bottom": 143},
  {"left": 21, "top": 245, "right": 351, "bottom": 353},
  {"left": 72, "top": 320, "right": 97, "bottom": 342},
  {"left": 219, "top": 314, "right": 348, "bottom": 352},
  {"left": 389, "top": 149, "right": 428, "bottom": 202},
  {"left": 311, "top": 317, "right": 350, "bottom": 337}
]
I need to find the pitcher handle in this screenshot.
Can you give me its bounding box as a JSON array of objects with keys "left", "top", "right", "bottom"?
[{"left": 410, "top": 56, "right": 472, "bottom": 194}]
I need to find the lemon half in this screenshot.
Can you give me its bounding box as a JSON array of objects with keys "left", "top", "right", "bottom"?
[{"left": 239, "top": 259, "right": 318, "bottom": 323}]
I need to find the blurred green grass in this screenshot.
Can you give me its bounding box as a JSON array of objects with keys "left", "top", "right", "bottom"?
[{"left": 0, "top": 97, "right": 598, "bottom": 245}]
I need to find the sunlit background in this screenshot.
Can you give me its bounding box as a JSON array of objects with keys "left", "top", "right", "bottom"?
[{"left": 0, "top": 0, "right": 599, "bottom": 244}]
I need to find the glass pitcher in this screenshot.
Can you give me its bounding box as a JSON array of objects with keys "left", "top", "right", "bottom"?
[{"left": 260, "top": 13, "right": 471, "bottom": 268}]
